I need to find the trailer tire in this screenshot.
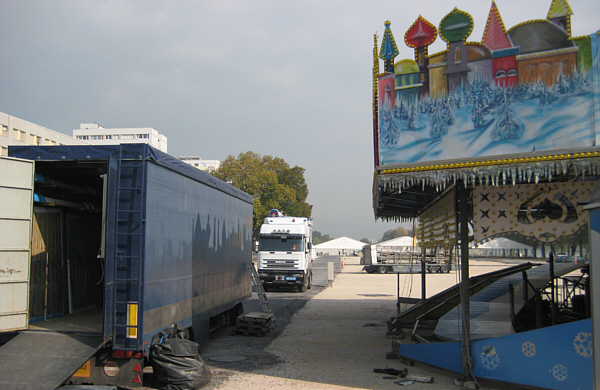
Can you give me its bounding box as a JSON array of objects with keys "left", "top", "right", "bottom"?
[
  {"left": 298, "top": 282, "right": 307, "bottom": 292},
  {"left": 440, "top": 265, "right": 449, "bottom": 273},
  {"left": 377, "top": 266, "right": 386, "bottom": 274},
  {"left": 307, "top": 272, "right": 312, "bottom": 289},
  {"left": 430, "top": 266, "right": 439, "bottom": 273}
]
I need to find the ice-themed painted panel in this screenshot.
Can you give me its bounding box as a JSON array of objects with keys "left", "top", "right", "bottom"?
[{"left": 374, "top": 2, "right": 600, "bottom": 167}]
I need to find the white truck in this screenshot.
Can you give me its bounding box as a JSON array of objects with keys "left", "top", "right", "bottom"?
[{"left": 257, "top": 209, "right": 313, "bottom": 292}]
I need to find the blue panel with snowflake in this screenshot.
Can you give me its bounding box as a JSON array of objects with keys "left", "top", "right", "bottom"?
[
  {"left": 396, "top": 319, "right": 591, "bottom": 389},
  {"left": 471, "top": 319, "right": 592, "bottom": 389}
]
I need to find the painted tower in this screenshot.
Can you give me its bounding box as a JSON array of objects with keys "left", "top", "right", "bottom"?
[
  {"left": 482, "top": 1, "right": 519, "bottom": 87},
  {"left": 404, "top": 16, "right": 437, "bottom": 97},
  {"left": 439, "top": 8, "right": 474, "bottom": 92}
]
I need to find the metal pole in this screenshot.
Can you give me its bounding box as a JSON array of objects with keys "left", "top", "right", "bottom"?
[
  {"left": 549, "top": 251, "right": 557, "bottom": 325},
  {"left": 457, "top": 180, "right": 472, "bottom": 379},
  {"left": 421, "top": 253, "right": 426, "bottom": 300}
]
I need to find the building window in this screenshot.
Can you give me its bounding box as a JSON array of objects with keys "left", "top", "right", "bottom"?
[
  {"left": 454, "top": 47, "right": 462, "bottom": 63},
  {"left": 121, "top": 134, "right": 134, "bottom": 140},
  {"left": 137, "top": 134, "right": 149, "bottom": 139},
  {"left": 507, "top": 69, "right": 517, "bottom": 77},
  {"left": 1, "top": 146, "right": 7, "bottom": 156},
  {"left": 91, "top": 135, "right": 103, "bottom": 140},
  {"left": 13, "top": 129, "right": 25, "bottom": 141},
  {"left": 76, "top": 135, "right": 89, "bottom": 140},
  {"left": 495, "top": 70, "right": 506, "bottom": 78},
  {"left": 1, "top": 125, "right": 8, "bottom": 137},
  {"left": 105, "top": 135, "right": 112, "bottom": 140},
  {"left": 29, "top": 135, "right": 41, "bottom": 145}
]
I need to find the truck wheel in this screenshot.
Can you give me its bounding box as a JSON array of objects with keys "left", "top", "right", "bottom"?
[
  {"left": 377, "top": 266, "right": 386, "bottom": 274},
  {"left": 430, "top": 266, "right": 439, "bottom": 273},
  {"left": 440, "top": 265, "right": 449, "bottom": 273},
  {"left": 307, "top": 273, "right": 312, "bottom": 289},
  {"left": 298, "top": 282, "right": 307, "bottom": 292}
]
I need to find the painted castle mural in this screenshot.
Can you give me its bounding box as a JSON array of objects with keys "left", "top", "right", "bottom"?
[{"left": 374, "top": 0, "right": 600, "bottom": 167}]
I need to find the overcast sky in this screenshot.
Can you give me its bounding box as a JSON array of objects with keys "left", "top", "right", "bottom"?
[{"left": 1, "top": 0, "right": 599, "bottom": 241}]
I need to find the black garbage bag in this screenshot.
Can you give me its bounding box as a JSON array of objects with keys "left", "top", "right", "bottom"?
[{"left": 150, "top": 334, "right": 211, "bottom": 390}]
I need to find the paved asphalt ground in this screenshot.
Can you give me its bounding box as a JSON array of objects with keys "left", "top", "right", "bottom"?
[
  {"left": 140, "top": 255, "right": 531, "bottom": 390},
  {"left": 141, "top": 255, "right": 344, "bottom": 388}
]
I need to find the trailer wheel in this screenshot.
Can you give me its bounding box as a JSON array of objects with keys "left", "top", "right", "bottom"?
[
  {"left": 181, "top": 327, "right": 194, "bottom": 341},
  {"left": 430, "top": 266, "right": 439, "bottom": 273},
  {"left": 377, "top": 266, "right": 386, "bottom": 274},
  {"left": 440, "top": 265, "right": 449, "bottom": 273}
]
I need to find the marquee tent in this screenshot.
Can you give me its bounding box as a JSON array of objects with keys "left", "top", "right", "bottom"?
[
  {"left": 314, "top": 237, "right": 367, "bottom": 256},
  {"left": 377, "top": 236, "right": 417, "bottom": 248},
  {"left": 470, "top": 237, "right": 534, "bottom": 258}
]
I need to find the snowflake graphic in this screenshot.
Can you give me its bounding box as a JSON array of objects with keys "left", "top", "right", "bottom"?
[
  {"left": 552, "top": 364, "right": 568, "bottom": 381},
  {"left": 573, "top": 332, "right": 593, "bottom": 358},
  {"left": 480, "top": 345, "right": 500, "bottom": 371},
  {"left": 522, "top": 341, "right": 536, "bottom": 357}
]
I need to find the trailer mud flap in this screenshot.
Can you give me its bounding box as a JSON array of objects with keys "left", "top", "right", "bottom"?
[{"left": 0, "top": 331, "right": 104, "bottom": 390}]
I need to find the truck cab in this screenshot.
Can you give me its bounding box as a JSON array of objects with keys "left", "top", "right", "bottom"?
[{"left": 257, "top": 210, "right": 313, "bottom": 292}]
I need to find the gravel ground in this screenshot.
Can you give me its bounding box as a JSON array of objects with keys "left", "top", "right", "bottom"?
[{"left": 191, "top": 257, "right": 525, "bottom": 390}]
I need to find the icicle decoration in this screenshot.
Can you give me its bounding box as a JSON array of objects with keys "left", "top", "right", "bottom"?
[{"left": 375, "top": 155, "right": 600, "bottom": 221}]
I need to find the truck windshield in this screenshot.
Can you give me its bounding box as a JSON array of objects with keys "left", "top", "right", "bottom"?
[{"left": 259, "top": 237, "right": 304, "bottom": 252}]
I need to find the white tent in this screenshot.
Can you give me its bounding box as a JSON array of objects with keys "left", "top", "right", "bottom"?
[
  {"left": 471, "top": 237, "right": 533, "bottom": 258},
  {"left": 472, "top": 237, "right": 532, "bottom": 250},
  {"left": 314, "top": 237, "right": 367, "bottom": 256},
  {"left": 377, "top": 236, "right": 417, "bottom": 248}
]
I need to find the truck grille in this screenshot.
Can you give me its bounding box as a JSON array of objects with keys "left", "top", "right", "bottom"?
[{"left": 263, "top": 260, "right": 297, "bottom": 268}]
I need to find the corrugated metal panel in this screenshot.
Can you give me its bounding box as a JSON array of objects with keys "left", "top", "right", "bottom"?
[{"left": 0, "top": 157, "right": 34, "bottom": 331}]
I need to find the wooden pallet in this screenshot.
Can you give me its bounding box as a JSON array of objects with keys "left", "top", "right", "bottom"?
[{"left": 234, "top": 312, "right": 273, "bottom": 337}]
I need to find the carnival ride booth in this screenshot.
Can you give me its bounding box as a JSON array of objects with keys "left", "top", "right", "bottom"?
[{"left": 371, "top": 1, "right": 599, "bottom": 388}]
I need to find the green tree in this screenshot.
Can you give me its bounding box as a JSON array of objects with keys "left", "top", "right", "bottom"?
[
  {"left": 214, "top": 151, "right": 313, "bottom": 239},
  {"left": 313, "top": 231, "right": 331, "bottom": 245},
  {"left": 380, "top": 226, "right": 416, "bottom": 242}
]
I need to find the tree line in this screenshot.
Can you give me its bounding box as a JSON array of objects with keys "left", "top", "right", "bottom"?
[{"left": 213, "top": 151, "right": 312, "bottom": 240}]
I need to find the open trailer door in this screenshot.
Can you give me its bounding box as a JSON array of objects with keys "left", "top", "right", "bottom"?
[
  {"left": 0, "top": 156, "right": 34, "bottom": 332},
  {"left": 0, "top": 156, "right": 106, "bottom": 390}
]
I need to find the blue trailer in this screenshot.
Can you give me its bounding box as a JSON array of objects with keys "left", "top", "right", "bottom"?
[{"left": 0, "top": 144, "right": 253, "bottom": 388}]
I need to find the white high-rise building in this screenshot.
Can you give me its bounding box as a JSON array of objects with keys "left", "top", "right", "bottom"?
[
  {"left": 179, "top": 156, "right": 220, "bottom": 173},
  {"left": 0, "top": 112, "right": 88, "bottom": 156},
  {"left": 73, "top": 123, "right": 168, "bottom": 153}
]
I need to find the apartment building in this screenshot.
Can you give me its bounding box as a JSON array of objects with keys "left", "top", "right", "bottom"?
[
  {"left": 73, "top": 123, "right": 168, "bottom": 153},
  {"left": 0, "top": 112, "right": 88, "bottom": 156},
  {"left": 179, "top": 156, "right": 220, "bottom": 173}
]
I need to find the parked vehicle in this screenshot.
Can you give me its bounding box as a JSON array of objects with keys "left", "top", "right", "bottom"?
[
  {"left": 565, "top": 256, "right": 587, "bottom": 264},
  {"left": 0, "top": 145, "right": 254, "bottom": 388},
  {"left": 361, "top": 245, "right": 452, "bottom": 274},
  {"left": 256, "top": 209, "right": 313, "bottom": 292}
]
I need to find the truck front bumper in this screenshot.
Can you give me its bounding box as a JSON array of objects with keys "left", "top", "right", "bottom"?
[{"left": 258, "top": 271, "right": 305, "bottom": 286}]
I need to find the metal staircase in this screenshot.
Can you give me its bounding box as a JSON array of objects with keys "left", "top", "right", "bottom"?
[{"left": 247, "top": 263, "right": 276, "bottom": 328}]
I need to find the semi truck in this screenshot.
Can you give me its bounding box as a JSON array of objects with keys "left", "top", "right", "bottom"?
[
  {"left": 361, "top": 245, "right": 452, "bottom": 274},
  {"left": 0, "top": 144, "right": 254, "bottom": 389},
  {"left": 256, "top": 209, "right": 313, "bottom": 292}
]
